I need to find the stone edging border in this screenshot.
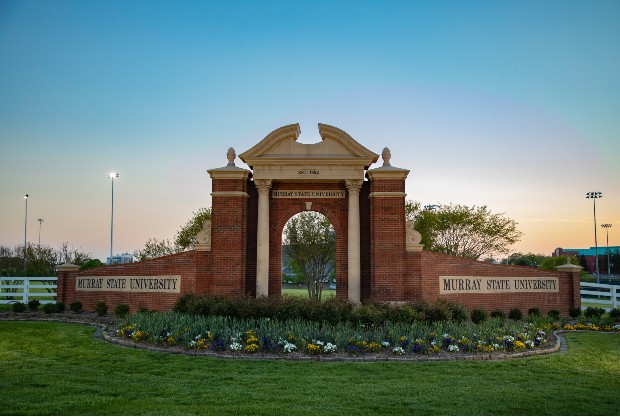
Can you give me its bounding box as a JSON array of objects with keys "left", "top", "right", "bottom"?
[
  {"left": 102, "top": 329, "right": 566, "bottom": 362},
  {"left": 11, "top": 316, "right": 611, "bottom": 362}
]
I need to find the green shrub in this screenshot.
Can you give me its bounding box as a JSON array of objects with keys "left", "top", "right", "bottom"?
[
  {"left": 12, "top": 302, "right": 26, "bottom": 313},
  {"left": 42, "top": 303, "right": 57, "bottom": 314},
  {"left": 568, "top": 307, "right": 581, "bottom": 319},
  {"left": 95, "top": 301, "right": 108, "bottom": 316},
  {"left": 446, "top": 301, "right": 469, "bottom": 323},
  {"left": 584, "top": 306, "right": 605, "bottom": 319},
  {"left": 69, "top": 300, "right": 83, "bottom": 314},
  {"left": 528, "top": 307, "right": 541, "bottom": 317},
  {"left": 173, "top": 293, "right": 200, "bottom": 314},
  {"left": 490, "top": 309, "right": 505, "bottom": 319},
  {"left": 426, "top": 301, "right": 452, "bottom": 323},
  {"left": 609, "top": 308, "right": 620, "bottom": 320},
  {"left": 547, "top": 309, "right": 561, "bottom": 320},
  {"left": 390, "top": 304, "right": 425, "bottom": 324},
  {"left": 114, "top": 304, "right": 130, "bottom": 318},
  {"left": 470, "top": 309, "right": 488, "bottom": 324},
  {"left": 352, "top": 304, "right": 386, "bottom": 326},
  {"left": 508, "top": 308, "right": 523, "bottom": 321},
  {"left": 56, "top": 303, "right": 65, "bottom": 313},
  {"left": 27, "top": 299, "right": 40, "bottom": 311}
]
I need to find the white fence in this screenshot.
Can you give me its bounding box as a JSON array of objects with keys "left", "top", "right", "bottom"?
[
  {"left": 0, "top": 277, "right": 57, "bottom": 305},
  {"left": 580, "top": 282, "right": 619, "bottom": 311}
]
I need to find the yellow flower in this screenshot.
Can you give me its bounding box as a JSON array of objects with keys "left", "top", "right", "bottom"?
[
  {"left": 244, "top": 343, "right": 259, "bottom": 353},
  {"left": 515, "top": 341, "right": 526, "bottom": 350}
]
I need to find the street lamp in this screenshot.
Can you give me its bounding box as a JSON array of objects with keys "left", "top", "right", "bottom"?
[
  {"left": 37, "top": 218, "right": 44, "bottom": 247},
  {"left": 108, "top": 173, "right": 119, "bottom": 264},
  {"left": 24, "top": 194, "right": 28, "bottom": 274},
  {"left": 586, "top": 191, "right": 602, "bottom": 283},
  {"left": 602, "top": 224, "right": 612, "bottom": 277}
]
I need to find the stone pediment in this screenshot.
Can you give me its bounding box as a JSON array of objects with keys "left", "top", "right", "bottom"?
[{"left": 239, "top": 123, "right": 379, "bottom": 172}]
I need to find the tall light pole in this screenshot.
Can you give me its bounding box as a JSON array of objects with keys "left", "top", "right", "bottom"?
[
  {"left": 109, "top": 173, "right": 119, "bottom": 264},
  {"left": 602, "top": 224, "right": 612, "bottom": 277},
  {"left": 24, "top": 194, "right": 28, "bottom": 274},
  {"left": 37, "top": 218, "right": 44, "bottom": 247},
  {"left": 586, "top": 191, "right": 602, "bottom": 283}
]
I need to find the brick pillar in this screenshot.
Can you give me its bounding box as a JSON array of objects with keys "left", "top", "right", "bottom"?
[
  {"left": 556, "top": 259, "right": 583, "bottom": 313},
  {"left": 55, "top": 263, "right": 80, "bottom": 305},
  {"left": 366, "top": 148, "right": 409, "bottom": 301},
  {"left": 208, "top": 148, "right": 251, "bottom": 295}
]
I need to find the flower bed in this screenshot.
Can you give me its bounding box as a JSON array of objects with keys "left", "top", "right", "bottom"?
[{"left": 115, "top": 311, "right": 565, "bottom": 359}]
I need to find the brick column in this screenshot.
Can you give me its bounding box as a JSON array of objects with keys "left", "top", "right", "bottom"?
[
  {"left": 55, "top": 263, "right": 80, "bottom": 305},
  {"left": 366, "top": 148, "right": 409, "bottom": 301},
  {"left": 208, "top": 148, "right": 251, "bottom": 295},
  {"left": 556, "top": 259, "right": 583, "bottom": 313}
]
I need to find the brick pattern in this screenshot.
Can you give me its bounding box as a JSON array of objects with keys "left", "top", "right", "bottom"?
[
  {"left": 210, "top": 178, "right": 249, "bottom": 295},
  {"left": 268, "top": 182, "right": 349, "bottom": 298},
  {"left": 58, "top": 251, "right": 206, "bottom": 312},
  {"left": 408, "top": 251, "right": 580, "bottom": 316},
  {"left": 369, "top": 178, "right": 406, "bottom": 300}
]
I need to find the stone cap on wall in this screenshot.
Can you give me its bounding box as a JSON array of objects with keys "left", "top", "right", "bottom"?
[{"left": 56, "top": 263, "right": 80, "bottom": 272}]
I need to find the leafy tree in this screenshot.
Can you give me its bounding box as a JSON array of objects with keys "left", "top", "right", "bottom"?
[
  {"left": 539, "top": 255, "right": 581, "bottom": 271},
  {"left": 133, "top": 238, "right": 180, "bottom": 261},
  {"left": 283, "top": 212, "right": 335, "bottom": 301},
  {"left": 79, "top": 259, "right": 104, "bottom": 270},
  {"left": 133, "top": 208, "right": 211, "bottom": 261},
  {"left": 175, "top": 207, "right": 212, "bottom": 250},
  {"left": 406, "top": 201, "right": 523, "bottom": 260},
  {"left": 504, "top": 252, "right": 545, "bottom": 267}
]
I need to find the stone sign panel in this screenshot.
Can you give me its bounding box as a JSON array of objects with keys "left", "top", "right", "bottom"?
[
  {"left": 272, "top": 190, "right": 345, "bottom": 198},
  {"left": 440, "top": 276, "right": 559, "bottom": 294},
  {"left": 76, "top": 276, "right": 181, "bottom": 293}
]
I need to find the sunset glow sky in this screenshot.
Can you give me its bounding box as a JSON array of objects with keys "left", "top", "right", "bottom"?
[{"left": 1, "top": 0, "right": 618, "bottom": 261}]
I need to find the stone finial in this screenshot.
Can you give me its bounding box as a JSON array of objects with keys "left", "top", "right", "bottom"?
[
  {"left": 381, "top": 147, "right": 391, "bottom": 167},
  {"left": 227, "top": 147, "right": 236, "bottom": 167}
]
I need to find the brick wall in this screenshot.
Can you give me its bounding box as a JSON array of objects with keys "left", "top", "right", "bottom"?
[
  {"left": 57, "top": 250, "right": 209, "bottom": 312},
  {"left": 407, "top": 251, "right": 580, "bottom": 315}
]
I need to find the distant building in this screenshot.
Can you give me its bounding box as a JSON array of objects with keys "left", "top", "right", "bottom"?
[
  {"left": 106, "top": 253, "right": 134, "bottom": 265},
  {"left": 553, "top": 246, "right": 620, "bottom": 274}
]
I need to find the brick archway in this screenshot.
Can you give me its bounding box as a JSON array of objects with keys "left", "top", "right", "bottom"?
[{"left": 269, "top": 200, "right": 347, "bottom": 298}]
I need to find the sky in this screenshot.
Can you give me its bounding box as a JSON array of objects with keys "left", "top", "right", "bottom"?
[{"left": 1, "top": 0, "right": 619, "bottom": 262}]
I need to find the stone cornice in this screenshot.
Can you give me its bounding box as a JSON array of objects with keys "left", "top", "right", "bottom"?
[
  {"left": 366, "top": 165, "right": 410, "bottom": 180},
  {"left": 369, "top": 192, "right": 407, "bottom": 198},
  {"left": 239, "top": 123, "right": 379, "bottom": 171},
  {"left": 207, "top": 167, "right": 251, "bottom": 180},
  {"left": 210, "top": 191, "right": 250, "bottom": 198},
  {"left": 239, "top": 124, "right": 301, "bottom": 164}
]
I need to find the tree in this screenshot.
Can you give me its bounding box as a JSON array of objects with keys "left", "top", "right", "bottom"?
[
  {"left": 406, "top": 201, "right": 523, "bottom": 260},
  {"left": 283, "top": 212, "right": 335, "bottom": 301},
  {"left": 539, "top": 255, "right": 581, "bottom": 271},
  {"left": 504, "top": 252, "right": 546, "bottom": 267},
  {"left": 133, "top": 238, "right": 180, "bottom": 261},
  {"left": 175, "top": 207, "right": 212, "bottom": 250},
  {"left": 133, "top": 208, "right": 211, "bottom": 261}
]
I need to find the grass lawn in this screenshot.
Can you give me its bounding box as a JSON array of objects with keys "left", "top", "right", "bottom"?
[
  {"left": 1, "top": 321, "right": 619, "bottom": 415},
  {"left": 281, "top": 287, "right": 336, "bottom": 299}
]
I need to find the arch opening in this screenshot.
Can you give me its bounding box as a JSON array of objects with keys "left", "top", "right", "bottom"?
[{"left": 280, "top": 210, "right": 337, "bottom": 301}]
